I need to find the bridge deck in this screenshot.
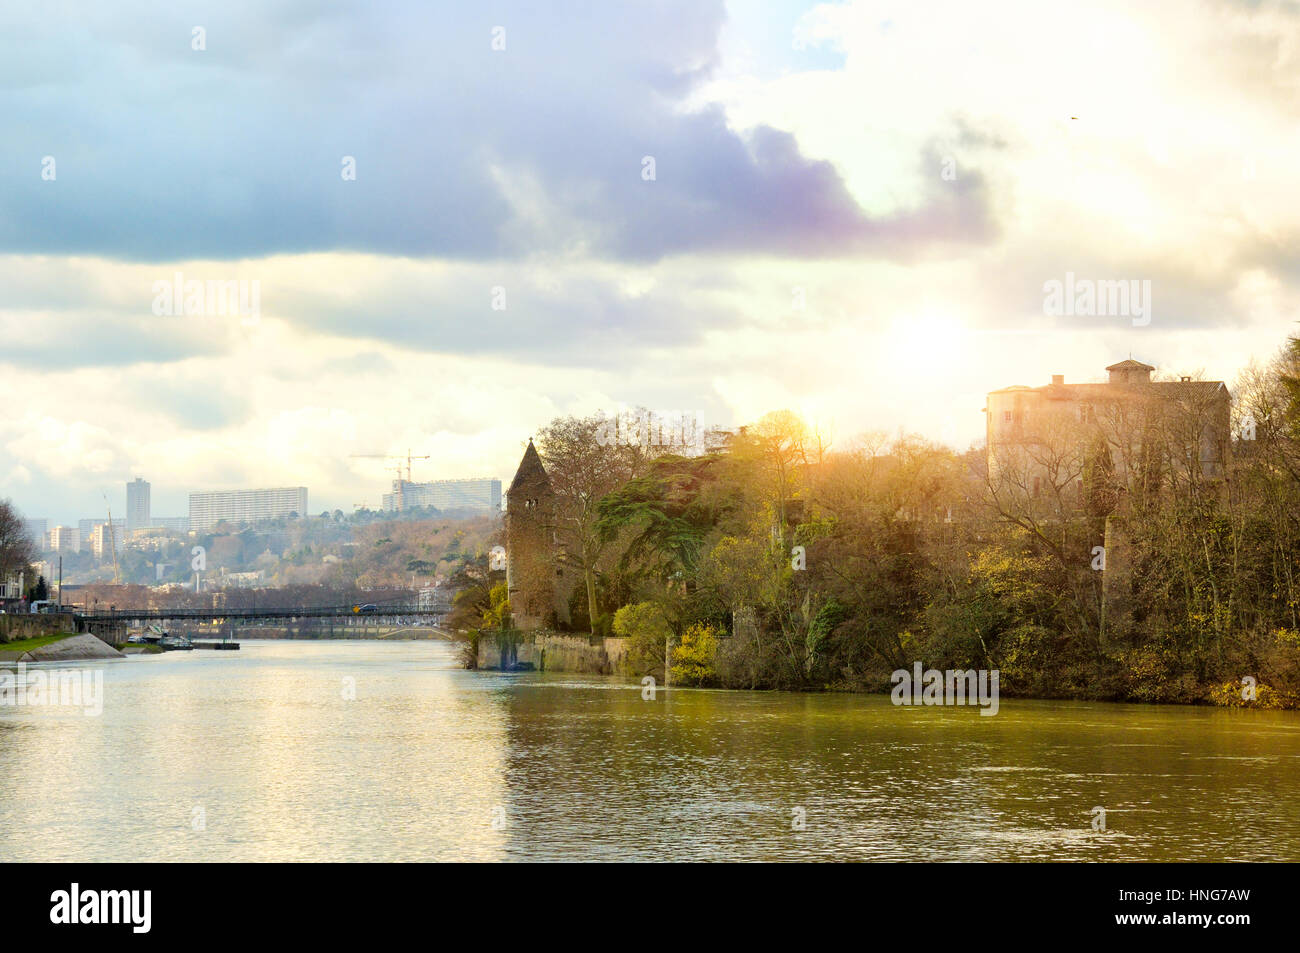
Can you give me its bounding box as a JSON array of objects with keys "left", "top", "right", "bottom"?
[{"left": 74, "top": 605, "right": 449, "bottom": 622}]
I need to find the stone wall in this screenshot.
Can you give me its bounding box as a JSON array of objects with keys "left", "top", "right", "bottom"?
[
  {"left": 0, "top": 612, "right": 76, "bottom": 643},
  {"left": 602, "top": 637, "right": 629, "bottom": 670},
  {"left": 477, "top": 630, "right": 629, "bottom": 674}
]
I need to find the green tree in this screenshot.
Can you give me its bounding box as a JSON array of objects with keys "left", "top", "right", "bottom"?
[{"left": 613, "top": 601, "right": 672, "bottom": 677}]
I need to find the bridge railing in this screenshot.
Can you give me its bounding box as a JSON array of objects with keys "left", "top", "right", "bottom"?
[{"left": 73, "top": 605, "right": 450, "bottom": 622}]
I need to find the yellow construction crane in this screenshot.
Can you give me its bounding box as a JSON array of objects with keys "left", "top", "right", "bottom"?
[{"left": 348, "top": 449, "right": 431, "bottom": 511}]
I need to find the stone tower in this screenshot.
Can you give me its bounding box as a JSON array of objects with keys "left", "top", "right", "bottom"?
[{"left": 505, "top": 439, "right": 571, "bottom": 630}]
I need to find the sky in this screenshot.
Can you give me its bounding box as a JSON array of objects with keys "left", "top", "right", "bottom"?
[{"left": 2, "top": 0, "right": 1298, "bottom": 524}]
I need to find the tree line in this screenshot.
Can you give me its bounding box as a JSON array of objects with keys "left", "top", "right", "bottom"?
[{"left": 455, "top": 333, "right": 1300, "bottom": 707}]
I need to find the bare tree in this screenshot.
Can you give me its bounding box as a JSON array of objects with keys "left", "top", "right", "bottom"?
[
  {"left": 536, "top": 413, "right": 644, "bottom": 628},
  {"left": 0, "top": 500, "right": 36, "bottom": 586}
]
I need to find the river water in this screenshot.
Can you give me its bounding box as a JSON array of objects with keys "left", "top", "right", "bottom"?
[{"left": 1, "top": 640, "right": 1297, "bottom": 861}]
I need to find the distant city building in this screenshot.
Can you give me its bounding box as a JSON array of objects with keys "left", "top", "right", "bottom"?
[
  {"left": 89, "top": 523, "right": 123, "bottom": 560},
  {"left": 189, "top": 487, "right": 309, "bottom": 531},
  {"left": 78, "top": 519, "right": 105, "bottom": 548},
  {"left": 382, "top": 477, "right": 502, "bottom": 513},
  {"left": 218, "top": 569, "right": 264, "bottom": 588},
  {"left": 48, "top": 525, "right": 80, "bottom": 553},
  {"left": 126, "top": 526, "right": 169, "bottom": 551},
  {"left": 22, "top": 518, "right": 47, "bottom": 550},
  {"left": 126, "top": 477, "right": 151, "bottom": 532},
  {"left": 151, "top": 516, "right": 190, "bottom": 533}
]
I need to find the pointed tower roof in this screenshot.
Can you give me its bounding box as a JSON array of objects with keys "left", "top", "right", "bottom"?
[
  {"left": 508, "top": 438, "right": 551, "bottom": 495},
  {"left": 1105, "top": 359, "right": 1155, "bottom": 372}
]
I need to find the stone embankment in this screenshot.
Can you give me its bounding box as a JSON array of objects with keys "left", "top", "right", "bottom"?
[
  {"left": 476, "top": 630, "right": 628, "bottom": 674},
  {"left": 0, "top": 634, "right": 124, "bottom": 662}
]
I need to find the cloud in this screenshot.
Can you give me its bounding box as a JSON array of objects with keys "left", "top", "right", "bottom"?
[
  {"left": 0, "top": 0, "right": 992, "bottom": 264},
  {"left": 4, "top": 0, "right": 1300, "bottom": 524}
]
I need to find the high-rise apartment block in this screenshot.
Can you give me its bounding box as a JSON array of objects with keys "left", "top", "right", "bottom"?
[
  {"left": 89, "top": 523, "right": 123, "bottom": 560},
  {"left": 126, "top": 478, "right": 151, "bottom": 531},
  {"left": 48, "top": 525, "right": 80, "bottom": 553},
  {"left": 188, "top": 487, "right": 309, "bottom": 531},
  {"left": 382, "top": 477, "right": 502, "bottom": 513},
  {"left": 22, "top": 518, "right": 48, "bottom": 550}
]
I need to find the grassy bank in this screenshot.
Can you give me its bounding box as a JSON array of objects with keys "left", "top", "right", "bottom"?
[
  {"left": 0, "top": 633, "right": 75, "bottom": 652},
  {"left": 0, "top": 632, "right": 76, "bottom": 659},
  {"left": 117, "top": 643, "right": 165, "bottom": 654}
]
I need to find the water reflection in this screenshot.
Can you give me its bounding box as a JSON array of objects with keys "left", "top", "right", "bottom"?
[{"left": 1, "top": 642, "right": 1297, "bottom": 861}]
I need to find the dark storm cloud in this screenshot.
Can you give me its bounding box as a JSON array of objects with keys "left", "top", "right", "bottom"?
[{"left": 0, "top": 1, "right": 993, "bottom": 263}]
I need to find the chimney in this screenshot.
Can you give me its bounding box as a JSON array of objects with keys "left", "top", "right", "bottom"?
[{"left": 1051, "top": 374, "right": 1064, "bottom": 386}]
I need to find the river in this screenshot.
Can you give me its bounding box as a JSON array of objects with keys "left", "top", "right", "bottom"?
[{"left": 1, "top": 640, "right": 1297, "bottom": 861}]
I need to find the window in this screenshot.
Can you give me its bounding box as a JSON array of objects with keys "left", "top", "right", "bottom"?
[{"left": 1003, "top": 411, "right": 1013, "bottom": 422}]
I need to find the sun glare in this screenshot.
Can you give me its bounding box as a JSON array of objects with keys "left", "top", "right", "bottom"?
[{"left": 885, "top": 313, "right": 966, "bottom": 367}]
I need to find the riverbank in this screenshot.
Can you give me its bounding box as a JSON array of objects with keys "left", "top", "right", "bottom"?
[
  {"left": 471, "top": 630, "right": 1300, "bottom": 709},
  {"left": 119, "top": 644, "right": 165, "bottom": 655},
  {"left": 0, "top": 633, "right": 124, "bottom": 663}
]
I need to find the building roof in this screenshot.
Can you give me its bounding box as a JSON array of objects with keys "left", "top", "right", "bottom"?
[
  {"left": 990, "top": 360, "right": 1226, "bottom": 399},
  {"left": 988, "top": 379, "right": 1227, "bottom": 402},
  {"left": 508, "top": 439, "right": 551, "bottom": 495}
]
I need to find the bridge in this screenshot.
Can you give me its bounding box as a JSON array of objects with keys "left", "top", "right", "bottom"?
[
  {"left": 74, "top": 604, "right": 449, "bottom": 623},
  {"left": 71, "top": 602, "right": 451, "bottom": 640}
]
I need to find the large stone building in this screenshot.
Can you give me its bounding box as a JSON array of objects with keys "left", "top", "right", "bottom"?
[
  {"left": 504, "top": 439, "right": 572, "bottom": 630},
  {"left": 986, "top": 359, "right": 1232, "bottom": 644},
  {"left": 986, "top": 359, "right": 1231, "bottom": 494}
]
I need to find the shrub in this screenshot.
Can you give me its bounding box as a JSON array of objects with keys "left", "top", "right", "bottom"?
[
  {"left": 613, "top": 602, "right": 672, "bottom": 676},
  {"left": 670, "top": 623, "right": 720, "bottom": 686}
]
